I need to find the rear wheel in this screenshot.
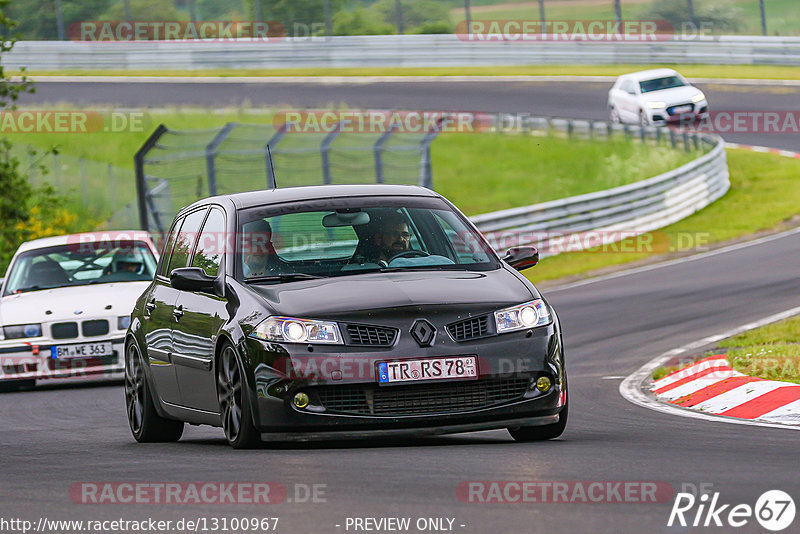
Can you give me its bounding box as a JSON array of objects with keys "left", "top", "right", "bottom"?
[
  {"left": 125, "top": 342, "right": 184, "bottom": 442},
  {"left": 217, "top": 343, "right": 261, "bottom": 449}
]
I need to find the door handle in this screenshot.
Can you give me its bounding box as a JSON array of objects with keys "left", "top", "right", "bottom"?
[
  {"left": 172, "top": 305, "right": 184, "bottom": 321},
  {"left": 145, "top": 298, "right": 156, "bottom": 315}
]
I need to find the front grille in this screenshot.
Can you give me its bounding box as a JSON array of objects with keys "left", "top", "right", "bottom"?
[
  {"left": 344, "top": 324, "right": 397, "bottom": 346},
  {"left": 667, "top": 103, "right": 694, "bottom": 116},
  {"left": 51, "top": 322, "right": 78, "bottom": 340},
  {"left": 82, "top": 320, "right": 109, "bottom": 337},
  {"left": 315, "top": 377, "right": 529, "bottom": 416},
  {"left": 447, "top": 315, "right": 490, "bottom": 342}
]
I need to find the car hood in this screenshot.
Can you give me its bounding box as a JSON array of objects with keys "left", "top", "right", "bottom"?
[
  {"left": 642, "top": 86, "right": 702, "bottom": 105},
  {"left": 247, "top": 268, "right": 537, "bottom": 318},
  {"left": 0, "top": 282, "right": 149, "bottom": 326}
]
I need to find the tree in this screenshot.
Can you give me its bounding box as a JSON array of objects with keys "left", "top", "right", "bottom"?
[
  {"left": 6, "top": 0, "right": 111, "bottom": 40},
  {"left": 98, "top": 0, "right": 180, "bottom": 22},
  {"left": 0, "top": 1, "right": 69, "bottom": 271}
]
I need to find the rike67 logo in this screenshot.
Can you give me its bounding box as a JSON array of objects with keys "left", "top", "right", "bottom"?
[{"left": 668, "top": 489, "right": 795, "bottom": 531}]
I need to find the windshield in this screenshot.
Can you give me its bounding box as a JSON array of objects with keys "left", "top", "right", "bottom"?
[
  {"left": 237, "top": 197, "right": 498, "bottom": 281},
  {"left": 639, "top": 76, "right": 685, "bottom": 93},
  {"left": 3, "top": 241, "right": 157, "bottom": 295}
]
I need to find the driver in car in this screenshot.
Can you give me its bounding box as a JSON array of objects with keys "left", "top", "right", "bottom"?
[{"left": 366, "top": 214, "right": 412, "bottom": 264}]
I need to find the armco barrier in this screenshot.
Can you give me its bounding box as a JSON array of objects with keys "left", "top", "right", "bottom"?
[
  {"left": 470, "top": 121, "right": 729, "bottom": 257},
  {"left": 5, "top": 35, "right": 800, "bottom": 70}
]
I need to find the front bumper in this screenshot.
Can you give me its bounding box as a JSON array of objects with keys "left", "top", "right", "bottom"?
[
  {"left": 647, "top": 101, "right": 708, "bottom": 124},
  {"left": 245, "top": 321, "right": 566, "bottom": 435},
  {"left": 0, "top": 337, "right": 125, "bottom": 382}
]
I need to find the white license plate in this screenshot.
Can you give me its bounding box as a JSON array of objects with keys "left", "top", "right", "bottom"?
[
  {"left": 50, "top": 342, "right": 113, "bottom": 359},
  {"left": 377, "top": 356, "right": 478, "bottom": 384},
  {"left": 672, "top": 105, "right": 692, "bottom": 114}
]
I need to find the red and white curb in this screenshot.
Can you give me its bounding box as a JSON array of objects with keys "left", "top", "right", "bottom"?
[
  {"left": 725, "top": 142, "right": 800, "bottom": 159},
  {"left": 651, "top": 354, "right": 800, "bottom": 425}
]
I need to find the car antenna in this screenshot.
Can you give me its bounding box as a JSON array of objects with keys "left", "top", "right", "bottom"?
[{"left": 267, "top": 144, "right": 278, "bottom": 189}]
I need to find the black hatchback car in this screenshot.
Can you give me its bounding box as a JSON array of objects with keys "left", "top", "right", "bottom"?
[{"left": 125, "top": 185, "right": 567, "bottom": 448}]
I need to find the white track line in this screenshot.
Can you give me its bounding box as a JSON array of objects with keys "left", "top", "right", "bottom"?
[{"left": 619, "top": 306, "right": 800, "bottom": 431}]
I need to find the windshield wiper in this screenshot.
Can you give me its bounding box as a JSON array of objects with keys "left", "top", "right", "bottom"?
[{"left": 246, "top": 273, "right": 325, "bottom": 284}]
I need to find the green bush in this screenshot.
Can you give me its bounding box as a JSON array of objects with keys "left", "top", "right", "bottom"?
[{"left": 638, "top": 0, "right": 742, "bottom": 33}]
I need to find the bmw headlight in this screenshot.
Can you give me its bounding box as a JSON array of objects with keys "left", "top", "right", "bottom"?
[
  {"left": 691, "top": 92, "right": 706, "bottom": 103},
  {"left": 118, "top": 316, "right": 132, "bottom": 330},
  {"left": 494, "top": 300, "right": 551, "bottom": 333},
  {"left": 3, "top": 323, "right": 43, "bottom": 339},
  {"left": 646, "top": 101, "right": 666, "bottom": 109},
  {"left": 251, "top": 316, "right": 342, "bottom": 345}
]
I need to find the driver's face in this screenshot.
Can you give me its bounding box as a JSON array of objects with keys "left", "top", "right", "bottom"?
[{"left": 379, "top": 223, "right": 411, "bottom": 254}]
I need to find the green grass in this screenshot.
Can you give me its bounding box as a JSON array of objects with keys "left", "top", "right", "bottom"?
[
  {"left": 13, "top": 64, "right": 800, "bottom": 80},
  {"left": 718, "top": 316, "right": 800, "bottom": 383},
  {"left": 527, "top": 149, "right": 800, "bottom": 283}
]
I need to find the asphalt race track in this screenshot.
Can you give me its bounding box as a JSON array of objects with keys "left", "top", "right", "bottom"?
[
  {"left": 21, "top": 78, "right": 800, "bottom": 151},
  {"left": 3, "top": 78, "right": 800, "bottom": 533}
]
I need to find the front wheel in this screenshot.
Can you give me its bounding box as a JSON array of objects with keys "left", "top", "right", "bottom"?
[
  {"left": 125, "top": 342, "right": 184, "bottom": 442},
  {"left": 609, "top": 106, "right": 620, "bottom": 124},
  {"left": 639, "top": 110, "right": 650, "bottom": 126},
  {"left": 217, "top": 343, "right": 261, "bottom": 449}
]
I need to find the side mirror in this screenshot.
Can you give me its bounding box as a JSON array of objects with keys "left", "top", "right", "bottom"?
[
  {"left": 502, "top": 246, "right": 539, "bottom": 271},
  {"left": 170, "top": 267, "right": 217, "bottom": 293}
]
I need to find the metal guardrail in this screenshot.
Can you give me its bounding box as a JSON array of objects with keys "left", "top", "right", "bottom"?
[
  {"left": 470, "top": 121, "right": 729, "bottom": 258},
  {"left": 5, "top": 35, "right": 800, "bottom": 70}
]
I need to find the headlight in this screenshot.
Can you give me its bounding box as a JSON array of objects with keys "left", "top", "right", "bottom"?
[
  {"left": 118, "top": 316, "right": 132, "bottom": 330},
  {"left": 494, "top": 300, "right": 551, "bottom": 334},
  {"left": 3, "top": 323, "right": 43, "bottom": 339},
  {"left": 646, "top": 101, "right": 666, "bottom": 109},
  {"left": 691, "top": 92, "right": 706, "bottom": 103},
  {"left": 250, "top": 316, "right": 342, "bottom": 345}
]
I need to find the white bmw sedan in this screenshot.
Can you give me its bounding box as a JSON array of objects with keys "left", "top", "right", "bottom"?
[
  {"left": 607, "top": 68, "right": 708, "bottom": 126},
  {"left": 0, "top": 232, "right": 158, "bottom": 389}
]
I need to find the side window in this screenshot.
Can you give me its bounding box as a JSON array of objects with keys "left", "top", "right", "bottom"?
[
  {"left": 191, "top": 208, "right": 225, "bottom": 277},
  {"left": 158, "top": 217, "right": 184, "bottom": 277},
  {"left": 433, "top": 212, "right": 490, "bottom": 265},
  {"left": 167, "top": 208, "right": 207, "bottom": 274}
]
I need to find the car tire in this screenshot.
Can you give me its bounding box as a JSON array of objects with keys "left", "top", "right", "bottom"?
[
  {"left": 217, "top": 342, "right": 261, "bottom": 449},
  {"left": 609, "top": 106, "right": 621, "bottom": 123},
  {"left": 125, "top": 341, "right": 184, "bottom": 443},
  {"left": 639, "top": 110, "right": 650, "bottom": 126},
  {"left": 508, "top": 401, "right": 568, "bottom": 442}
]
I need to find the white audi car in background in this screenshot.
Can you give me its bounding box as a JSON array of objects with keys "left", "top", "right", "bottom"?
[
  {"left": 607, "top": 68, "right": 708, "bottom": 126},
  {"left": 0, "top": 232, "right": 158, "bottom": 390}
]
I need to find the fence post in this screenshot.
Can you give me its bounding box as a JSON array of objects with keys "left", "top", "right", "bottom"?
[
  {"left": 418, "top": 116, "right": 446, "bottom": 189},
  {"left": 669, "top": 128, "right": 677, "bottom": 149},
  {"left": 682, "top": 131, "right": 690, "bottom": 152},
  {"left": 134, "top": 124, "right": 169, "bottom": 231},
  {"left": 205, "top": 122, "right": 237, "bottom": 197},
  {"left": 80, "top": 158, "right": 88, "bottom": 209},
  {"left": 373, "top": 123, "right": 398, "bottom": 184},
  {"left": 264, "top": 125, "right": 287, "bottom": 188},
  {"left": 567, "top": 120, "right": 574, "bottom": 138},
  {"left": 108, "top": 164, "right": 115, "bottom": 208},
  {"left": 639, "top": 125, "right": 646, "bottom": 144},
  {"left": 320, "top": 121, "right": 343, "bottom": 185},
  {"left": 692, "top": 133, "right": 699, "bottom": 151},
  {"left": 656, "top": 127, "right": 662, "bottom": 145}
]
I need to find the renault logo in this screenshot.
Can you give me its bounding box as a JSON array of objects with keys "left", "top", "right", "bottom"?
[{"left": 410, "top": 319, "right": 436, "bottom": 347}]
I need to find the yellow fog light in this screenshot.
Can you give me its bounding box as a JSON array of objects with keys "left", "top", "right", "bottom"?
[
  {"left": 535, "top": 376, "right": 552, "bottom": 393},
  {"left": 293, "top": 392, "right": 310, "bottom": 409}
]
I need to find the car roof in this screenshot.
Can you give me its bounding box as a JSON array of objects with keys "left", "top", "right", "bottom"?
[
  {"left": 181, "top": 184, "right": 441, "bottom": 213},
  {"left": 621, "top": 68, "right": 682, "bottom": 82},
  {"left": 15, "top": 231, "right": 156, "bottom": 254}
]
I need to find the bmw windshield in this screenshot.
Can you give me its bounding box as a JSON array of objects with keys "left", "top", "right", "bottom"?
[
  {"left": 237, "top": 196, "right": 499, "bottom": 280},
  {"left": 3, "top": 241, "right": 157, "bottom": 295}
]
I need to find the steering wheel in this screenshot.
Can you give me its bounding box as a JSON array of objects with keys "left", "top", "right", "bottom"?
[{"left": 389, "top": 250, "right": 430, "bottom": 261}]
